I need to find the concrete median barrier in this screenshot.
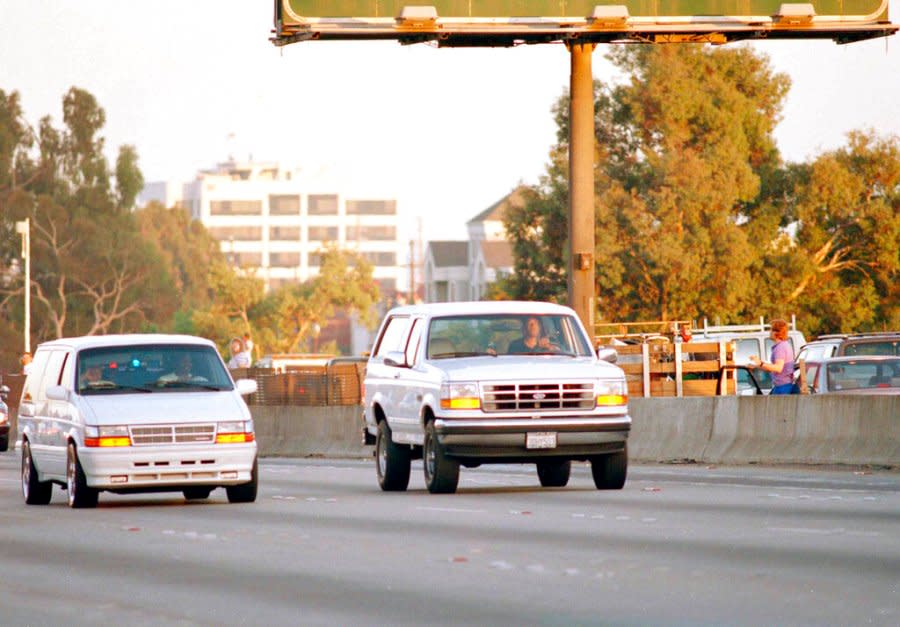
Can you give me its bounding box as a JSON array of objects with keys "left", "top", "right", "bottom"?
[{"left": 250, "top": 396, "right": 899, "bottom": 467}]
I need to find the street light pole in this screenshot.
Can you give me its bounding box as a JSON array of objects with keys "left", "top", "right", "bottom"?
[{"left": 15, "top": 218, "right": 30, "bottom": 354}]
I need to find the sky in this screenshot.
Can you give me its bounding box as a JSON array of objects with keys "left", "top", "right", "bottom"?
[{"left": 2, "top": 1, "right": 899, "bottom": 251}]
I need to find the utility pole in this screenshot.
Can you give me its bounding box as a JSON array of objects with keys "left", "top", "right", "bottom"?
[{"left": 15, "top": 218, "right": 30, "bottom": 353}]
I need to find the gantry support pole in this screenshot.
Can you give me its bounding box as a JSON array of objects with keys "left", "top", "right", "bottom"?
[{"left": 567, "top": 42, "right": 596, "bottom": 336}]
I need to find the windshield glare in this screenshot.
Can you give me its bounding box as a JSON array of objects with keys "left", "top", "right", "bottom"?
[
  {"left": 427, "top": 314, "right": 592, "bottom": 359},
  {"left": 77, "top": 344, "right": 233, "bottom": 394}
]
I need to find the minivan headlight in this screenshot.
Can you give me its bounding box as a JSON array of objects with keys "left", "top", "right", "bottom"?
[
  {"left": 216, "top": 420, "right": 255, "bottom": 444},
  {"left": 596, "top": 380, "right": 627, "bottom": 406},
  {"left": 84, "top": 425, "right": 131, "bottom": 447},
  {"left": 440, "top": 382, "right": 481, "bottom": 410}
]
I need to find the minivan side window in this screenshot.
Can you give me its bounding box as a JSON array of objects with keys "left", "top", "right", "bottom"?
[
  {"left": 21, "top": 349, "right": 52, "bottom": 402},
  {"left": 374, "top": 316, "right": 411, "bottom": 358},
  {"left": 39, "top": 351, "right": 68, "bottom": 400}
]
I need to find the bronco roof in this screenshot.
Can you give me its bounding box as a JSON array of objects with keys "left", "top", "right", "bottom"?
[{"left": 385, "top": 301, "right": 576, "bottom": 317}]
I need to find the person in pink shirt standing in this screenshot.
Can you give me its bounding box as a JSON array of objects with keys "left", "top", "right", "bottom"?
[{"left": 749, "top": 319, "right": 798, "bottom": 394}]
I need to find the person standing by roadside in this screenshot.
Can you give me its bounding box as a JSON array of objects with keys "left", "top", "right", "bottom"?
[
  {"left": 20, "top": 352, "right": 32, "bottom": 375},
  {"left": 227, "top": 337, "right": 251, "bottom": 369},
  {"left": 749, "top": 319, "right": 798, "bottom": 394},
  {"left": 243, "top": 332, "right": 255, "bottom": 361}
]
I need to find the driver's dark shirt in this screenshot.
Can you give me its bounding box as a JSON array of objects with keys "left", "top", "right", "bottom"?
[{"left": 507, "top": 339, "right": 545, "bottom": 353}]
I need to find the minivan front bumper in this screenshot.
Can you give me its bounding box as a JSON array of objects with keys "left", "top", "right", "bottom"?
[{"left": 78, "top": 442, "right": 258, "bottom": 490}]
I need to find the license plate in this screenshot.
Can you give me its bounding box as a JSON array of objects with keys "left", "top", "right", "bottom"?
[{"left": 526, "top": 432, "right": 557, "bottom": 449}]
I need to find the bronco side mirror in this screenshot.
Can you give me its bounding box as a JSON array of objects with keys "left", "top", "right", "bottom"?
[{"left": 596, "top": 347, "right": 617, "bottom": 363}]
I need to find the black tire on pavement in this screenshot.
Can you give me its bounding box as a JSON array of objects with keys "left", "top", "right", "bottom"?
[
  {"left": 0, "top": 435, "right": 9, "bottom": 452},
  {"left": 22, "top": 440, "right": 52, "bottom": 505},
  {"left": 376, "top": 419, "right": 411, "bottom": 492},
  {"left": 67, "top": 443, "right": 99, "bottom": 508},
  {"left": 590, "top": 447, "right": 628, "bottom": 490},
  {"left": 183, "top": 487, "right": 213, "bottom": 500},
  {"left": 536, "top": 459, "right": 572, "bottom": 487},
  {"left": 423, "top": 421, "right": 459, "bottom": 494},
  {"left": 226, "top": 457, "right": 258, "bottom": 503}
]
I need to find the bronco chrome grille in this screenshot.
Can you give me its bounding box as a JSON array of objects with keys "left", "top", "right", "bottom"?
[
  {"left": 482, "top": 382, "right": 595, "bottom": 412},
  {"left": 130, "top": 424, "right": 216, "bottom": 445}
]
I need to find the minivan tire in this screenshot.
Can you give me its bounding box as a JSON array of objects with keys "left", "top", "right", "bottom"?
[
  {"left": 376, "top": 420, "right": 411, "bottom": 491},
  {"left": 423, "top": 422, "right": 459, "bottom": 494},
  {"left": 226, "top": 458, "right": 258, "bottom": 503},
  {"left": 22, "top": 440, "right": 52, "bottom": 505},
  {"left": 537, "top": 460, "right": 571, "bottom": 487},
  {"left": 67, "top": 443, "right": 99, "bottom": 508}
]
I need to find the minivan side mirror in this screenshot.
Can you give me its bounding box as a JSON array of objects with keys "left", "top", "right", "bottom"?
[
  {"left": 46, "top": 385, "right": 68, "bottom": 401},
  {"left": 596, "top": 347, "right": 618, "bottom": 364},
  {"left": 383, "top": 351, "right": 408, "bottom": 368},
  {"left": 235, "top": 379, "right": 258, "bottom": 396}
]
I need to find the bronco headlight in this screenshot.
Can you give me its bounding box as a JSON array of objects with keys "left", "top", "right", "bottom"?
[
  {"left": 84, "top": 425, "right": 131, "bottom": 447},
  {"left": 440, "top": 382, "right": 481, "bottom": 410},
  {"left": 596, "top": 379, "right": 627, "bottom": 407}
]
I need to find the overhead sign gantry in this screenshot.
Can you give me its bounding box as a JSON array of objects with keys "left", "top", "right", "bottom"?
[{"left": 270, "top": 1, "right": 897, "bottom": 331}]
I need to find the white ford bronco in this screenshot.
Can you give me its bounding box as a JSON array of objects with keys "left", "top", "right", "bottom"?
[{"left": 363, "top": 301, "right": 631, "bottom": 493}]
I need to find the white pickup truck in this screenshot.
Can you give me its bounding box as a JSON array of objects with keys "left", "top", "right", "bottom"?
[{"left": 363, "top": 301, "right": 631, "bottom": 494}]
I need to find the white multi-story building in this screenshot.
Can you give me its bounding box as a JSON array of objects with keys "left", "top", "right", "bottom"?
[{"left": 139, "top": 160, "right": 402, "bottom": 294}]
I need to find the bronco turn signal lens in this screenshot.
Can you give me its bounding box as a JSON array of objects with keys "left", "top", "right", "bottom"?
[
  {"left": 596, "top": 380, "right": 627, "bottom": 406},
  {"left": 440, "top": 382, "right": 481, "bottom": 410}
]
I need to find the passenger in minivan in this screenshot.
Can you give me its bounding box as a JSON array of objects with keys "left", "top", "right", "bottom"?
[{"left": 159, "top": 355, "right": 207, "bottom": 384}]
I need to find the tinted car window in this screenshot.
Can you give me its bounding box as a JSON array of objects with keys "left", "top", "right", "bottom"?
[
  {"left": 843, "top": 341, "right": 900, "bottom": 357},
  {"left": 76, "top": 344, "right": 232, "bottom": 394}
]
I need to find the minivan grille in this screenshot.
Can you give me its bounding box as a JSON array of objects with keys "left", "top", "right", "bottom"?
[
  {"left": 482, "top": 382, "right": 594, "bottom": 412},
  {"left": 130, "top": 424, "right": 216, "bottom": 445}
]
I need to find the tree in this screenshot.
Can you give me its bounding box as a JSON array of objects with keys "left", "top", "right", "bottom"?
[
  {"left": 269, "top": 247, "right": 381, "bottom": 353},
  {"left": 0, "top": 86, "right": 175, "bottom": 343},
  {"left": 503, "top": 45, "right": 791, "bottom": 323},
  {"left": 781, "top": 131, "right": 900, "bottom": 334}
]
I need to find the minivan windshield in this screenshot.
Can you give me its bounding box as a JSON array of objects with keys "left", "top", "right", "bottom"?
[
  {"left": 427, "top": 314, "right": 592, "bottom": 359},
  {"left": 77, "top": 344, "right": 233, "bottom": 394}
]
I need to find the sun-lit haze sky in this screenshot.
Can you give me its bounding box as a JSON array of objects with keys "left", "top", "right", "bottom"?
[{"left": 2, "top": 1, "right": 899, "bottom": 251}]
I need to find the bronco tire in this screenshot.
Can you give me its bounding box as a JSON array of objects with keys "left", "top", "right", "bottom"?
[
  {"left": 183, "top": 487, "right": 213, "bottom": 500},
  {"left": 537, "top": 460, "right": 571, "bottom": 488},
  {"left": 423, "top": 421, "right": 459, "bottom": 494},
  {"left": 376, "top": 420, "right": 411, "bottom": 491},
  {"left": 590, "top": 446, "right": 628, "bottom": 490}
]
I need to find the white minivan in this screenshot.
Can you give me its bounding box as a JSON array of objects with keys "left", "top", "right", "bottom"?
[{"left": 19, "top": 334, "right": 259, "bottom": 508}]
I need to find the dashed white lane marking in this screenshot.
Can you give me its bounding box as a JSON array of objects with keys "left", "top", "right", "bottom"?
[
  {"left": 526, "top": 564, "right": 546, "bottom": 574},
  {"left": 766, "top": 526, "right": 847, "bottom": 535},
  {"left": 417, "top": 506, "right": 486, "bottom": 514},
  {"left": 490, "top": 560, "right": 514, "bottom": 570}
]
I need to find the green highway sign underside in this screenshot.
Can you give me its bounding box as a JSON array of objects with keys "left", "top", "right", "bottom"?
[{"left": 273, "top": 0, "right": 896, "bottom": 46}]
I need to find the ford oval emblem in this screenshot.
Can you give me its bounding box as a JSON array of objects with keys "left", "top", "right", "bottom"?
[{"left": 533, "top": 392, "right": 546, "bottom": 400}]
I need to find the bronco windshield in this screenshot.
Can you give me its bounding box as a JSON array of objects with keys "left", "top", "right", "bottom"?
[
  {"left": 77, "top": 344, "right": 233, "bottom": 394},
  {"left": 427, "top": 314, "right": 592, "bottom": 359}
]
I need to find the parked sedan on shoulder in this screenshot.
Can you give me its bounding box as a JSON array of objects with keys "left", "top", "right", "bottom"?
[{"left": 804, "top": 356, "right": 900, "bottom": 395}]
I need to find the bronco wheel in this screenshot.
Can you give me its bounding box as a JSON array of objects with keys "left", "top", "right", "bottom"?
[
  {"left": 183, "top": 487, "right": 213, "bottom": 500},
  {"left": 591, "top": 446, "right": 628, "bottom": 490},
  {"left": 22, "top": 440, "right": 52, "bottom": 505},
  {"left": 226, "top": 458, "right": 258, "bottom": 503},
  {"left": 67, "top": 443, "right": 99, "bottom": 508},
  {"left": 536, "top": 460, "right": 571, "bottom": 488},
  {"left": 376, "top": 420, "right": 411, "bottom": 492},
  {"left": 423, "top": 422, "right": 459, "bottom": 494}
]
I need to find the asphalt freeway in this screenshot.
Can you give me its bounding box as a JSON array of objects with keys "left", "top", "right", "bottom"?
[{"left": 0, "top": 451, "right": 897, "bottom": 625}]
